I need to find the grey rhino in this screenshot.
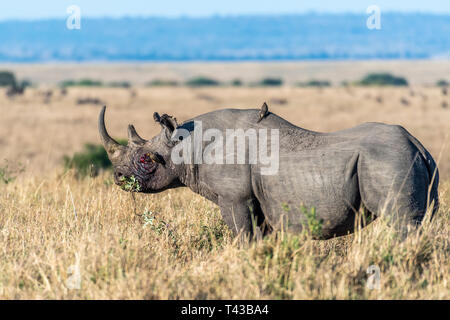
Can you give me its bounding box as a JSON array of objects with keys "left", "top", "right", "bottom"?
[{"left": 98, "top": 104, "right": 439, "bottom": 239}]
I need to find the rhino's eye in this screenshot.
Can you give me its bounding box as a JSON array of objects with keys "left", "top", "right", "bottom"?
[{"left": 171, "top": 128, "right": 190, "bottom": 142}]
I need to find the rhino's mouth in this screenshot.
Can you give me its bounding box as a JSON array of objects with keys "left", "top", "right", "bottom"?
[
  {"left": 114, "top": 155, "right": 159, "bottom": 191},
  {"left": 121, "top": 153, "right": 160, "bottom": 190}
]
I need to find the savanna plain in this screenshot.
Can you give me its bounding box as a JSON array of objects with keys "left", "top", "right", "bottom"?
[{"left": 0, "top": 62, "right": 449, "bottom": 299}]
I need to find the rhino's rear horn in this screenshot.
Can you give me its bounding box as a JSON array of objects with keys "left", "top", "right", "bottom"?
[{"left": 127, "top": 124, "right": 146, "bottom": 146}]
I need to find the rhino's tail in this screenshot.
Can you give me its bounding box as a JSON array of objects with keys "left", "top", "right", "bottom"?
[{"left": 407, "top": 134, "right": 440, "bottom": 221}]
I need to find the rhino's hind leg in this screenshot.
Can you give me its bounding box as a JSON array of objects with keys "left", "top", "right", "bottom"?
[
  {"left": 358, "top": 152, "right": 432, "bottom": 238},
  {"left": 361, "top": 187, "right": 426, "bottom": 239}
]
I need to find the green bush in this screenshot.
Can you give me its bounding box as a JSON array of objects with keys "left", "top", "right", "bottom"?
[
  {"left": 63, "top": 140, "right": 127, "bottom": 177},
  {"left": 108, "top": 81, "right": 131, "bottom": 88},
  {"left": 0, "top": 71, "right": 17, "bottom": 87},
  {"left": 60, "top": 79, "right": 103, "bottom": 88},
  {"left": 258, "top": 78, "right": 283, "bottom": 86},
  {"left": 230, "top": 79, "right": 243, "bottom": 86},
  {"left": 357, "top": 73, "right": 408, "bottom": 86},
  {"left": 59, "top": 80, "right": 74, "bottom": 87},
  {"left": 0, "top": 160, "right": 24, "bottom": 184},
  {"left": 436, "top": 79, "right": 449, "bottom": 87},
  {"left": 146, "top": 79, "right": 179, "bottom": 87},
  {"left": 297, "top": 80, "right": 331, "bottom": 87},
  {"left": 185, "top": 76, "right": 220, "bottom": 87}
]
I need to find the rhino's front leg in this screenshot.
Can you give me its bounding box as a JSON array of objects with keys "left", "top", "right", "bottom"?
[{"left": 218, "top": 196, "right": 260, "bottom": 240}]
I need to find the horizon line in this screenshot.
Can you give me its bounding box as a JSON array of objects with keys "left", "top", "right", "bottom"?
[{"left": 1, "top": 10, "right": 450, "bottom": 23}]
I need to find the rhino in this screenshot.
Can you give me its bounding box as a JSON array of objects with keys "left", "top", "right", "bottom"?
[{"left": 98, "top": 104, "right": 439, "bottom": 239}]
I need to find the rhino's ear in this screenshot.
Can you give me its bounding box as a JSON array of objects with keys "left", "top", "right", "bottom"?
[
  {"left": 160, "top": 114, "right": 178, "bottom": 132},
  {"left": 153, "top": 112, "right": 161, "bottom": 123},
  {"left": 154, "top": 112, "right": 179, "bottom": 144},
  {"left": 154, "top": 112, "right": 178, "bottom": 130}
]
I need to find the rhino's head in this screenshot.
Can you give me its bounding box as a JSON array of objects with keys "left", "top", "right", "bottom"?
[{"left": 98, "top": 106, "right": 182, "bottom": 193}]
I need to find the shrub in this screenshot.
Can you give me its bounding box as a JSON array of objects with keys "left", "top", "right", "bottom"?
[
  {"left": 59, "top": 80, "right": 75, "bottom": 87},
  {"left": 436, "top": 79, "right": 449, "bottom": 87},
  {"left": 297, "top": 80, "right": 331, "bottom": 87},
  {"left": 120, "top": 175, "right": 141, "bottom": 192},
  {"left": 230, "top": 79, "right": 243, "bottom": 86},
  {"left": 78, "top": 79, "right": 103, "bottom": 86},
  {"left": 0, "top": 160, "right": 24, "bottom": 184},
  {"left": 60, "top": 79, "right": 103, "bottom": 88},
  {"left": 146, "top": 79, "right": 179, "bottom": 87},
  {"left": 357, "top": 73, "right": 408, "bottom": 86},
  {"left": 108, "top": 81, "right": 131, "bottom": 88},
  {"left": 257, "top": 78, "right": 283, "bottom": 86},
  {"left": 185, "top": 76, "right": 220, "bottom": 87},
  {"left": 63, "top": 140, "right": 127, "bottom": 177},
  {"left": 0, "top": 71, "right": 17, "bottom": 87}
]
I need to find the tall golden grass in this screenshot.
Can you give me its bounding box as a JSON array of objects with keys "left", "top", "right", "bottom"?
[{"left": 0, "top": 171, "right": 448, "bottom": 299}]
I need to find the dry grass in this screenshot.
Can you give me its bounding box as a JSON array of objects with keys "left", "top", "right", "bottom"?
[
  {"left": 0, "top": 171, "right": 448, "bottom": 299},
  {"left": 0, "top": 68, "right": 449, "bottom": 299}
]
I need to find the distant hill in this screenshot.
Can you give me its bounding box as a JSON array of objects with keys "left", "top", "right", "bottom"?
[{"left": 0, "top": 13, "right": 449, "bottom": 62}]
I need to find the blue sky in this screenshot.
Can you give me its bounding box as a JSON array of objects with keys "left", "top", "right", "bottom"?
[{"left": 1, "top": 0, "right": 449, "bottom": 20}]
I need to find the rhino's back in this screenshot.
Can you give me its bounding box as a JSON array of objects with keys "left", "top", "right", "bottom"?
[
  {"left": 187, "top": 109, "right": 405, "bottom": 151},
  {"left": 186, "top": 108, "right": 298, "bottom": 131}
]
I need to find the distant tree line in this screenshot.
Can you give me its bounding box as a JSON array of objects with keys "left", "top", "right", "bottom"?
[{"left": 2, "top": 70, "right": 450, "bottom": 89}]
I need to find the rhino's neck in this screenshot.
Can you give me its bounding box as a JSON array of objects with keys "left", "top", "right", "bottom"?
[{"left": 176, "top": 163, "right": 219, "bottom": 204}]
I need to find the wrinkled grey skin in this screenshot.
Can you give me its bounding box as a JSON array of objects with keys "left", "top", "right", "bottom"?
[{"left": 99, "top": 105, "right": 439, "bottom": 239}]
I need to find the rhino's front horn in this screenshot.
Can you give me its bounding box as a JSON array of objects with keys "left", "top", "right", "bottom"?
[
  {"left": 98, "top": 106, "right": 126, "bottom": 160},
  {"left": 127, "top": 124, "right": 146, "bottom": 146}
]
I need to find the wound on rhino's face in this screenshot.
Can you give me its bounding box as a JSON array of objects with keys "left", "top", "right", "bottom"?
[
  {"left": 139, "top": 153, "right": 158, "bottom": 172},
  {"left": 98, "top": 106, "right": 180, "bottom": 194}
]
